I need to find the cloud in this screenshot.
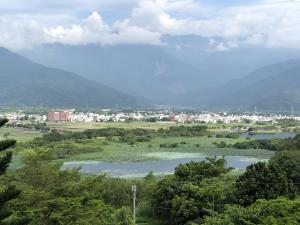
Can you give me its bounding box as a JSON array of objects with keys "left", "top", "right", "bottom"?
[
  {"left": 44, "top": 12, "right": 110, "bottom": 45},
  {"left": 44, "top": 12, "right": 161, "bottom": 46},
  {"left": 0, "top": 0, "right": 137, "bottom": 14},
  {"left": 125, "top": 0, "right": 300, "bottom": 49},
  {"left": 0, "top": 0, "right": 300, "bottom": 50},
  {"left": 0, "top": 16, "right": 46, "bottom": 50},
  {"left": 208, "top": 39, "right": 239, "bottom": 52}
]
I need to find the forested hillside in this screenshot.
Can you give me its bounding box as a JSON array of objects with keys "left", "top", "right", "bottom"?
[{"left": 0, "top": 48, "right": 146, "bottom": 108}]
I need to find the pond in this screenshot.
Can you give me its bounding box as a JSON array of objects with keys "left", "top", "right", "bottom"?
[
  {"left": 240, "top": 132, "right": 295, "bottom": 140},
  {"left": 63, "top": 156, "right": 263, "bottom": 178}
]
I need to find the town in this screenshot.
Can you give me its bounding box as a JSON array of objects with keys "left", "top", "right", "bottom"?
[{"left": 1, "top": 109, "right": 300, "bottom": 124}]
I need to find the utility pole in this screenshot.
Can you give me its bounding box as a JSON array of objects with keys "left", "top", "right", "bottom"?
[{"left": 132, "top": 185, "right": 137, "bottom": 224}]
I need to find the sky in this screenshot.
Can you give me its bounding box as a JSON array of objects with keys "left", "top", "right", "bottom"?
[{"left": 0, "top": 0, "right": 299, "bottom": 51}]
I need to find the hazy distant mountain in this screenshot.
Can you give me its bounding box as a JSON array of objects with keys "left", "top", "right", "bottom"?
[
  {"left": 163, "top": 35, "right": 300, "bottom": 84},
  {"left": 21, "top": 35, "right": 300, "bottom": 106},
  {"left": 0, "top": 48, "right": 146, "bottom": 108},
  {"left": 21, "top": 43, "right": 208, "bottom": 105},
  {"left": 203, "top": 60, "right": 300, "bottom": 110}
]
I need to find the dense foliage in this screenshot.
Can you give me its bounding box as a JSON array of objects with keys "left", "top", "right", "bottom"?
[
  {"left": 270, "top": 151, "right": 300, "bottom": 190},
  {"left": 149, "top": 133, "right": 300, "bottom": 224},
  {"left": 28, "top": 126, "right": 208, "bottom": 147},
  {"left": 276, "top": 119, "right": 300, "bottom": 128},
  {"left": 6, "top": 149, "right": 135, "bottom": 225},
  {"left": 215, "top": 132, "right": 240, "bottom": 139},
  {"left": 6, "top": 122, "right": 50, "bottom": 132},
  {"left": 152, "top": 158, "right": 234, "bottom": 224},
  {"left": 3, "top": 124, "right": 300, "bottom": 224},
  {"left": 0, "top": 118, "right": 28, "bottom": 225},
  {"left": 213, "top": 139, "right": 280, "bottom": 151},
  {"left": 233, "top": 139, "right": 279, "bottom": 151},
  {"left": 235, "top": 162, "right": 296, "bottom": 206},
  {"left": 203, "top": 197, "right": 300, "bottom": 225}
]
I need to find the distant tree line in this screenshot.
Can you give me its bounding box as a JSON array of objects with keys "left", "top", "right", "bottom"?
[
  {"left": 29, "top": 125, "right": 208, "bottom": 146},
  {"left": 215, "top": 132, "right": 241, "bottom": 139},
  {"left": 213, "top": 139, "right": 280, "bottom": 151},
  {"left": 6, "top": 122, "right": 50, "bottom": 132}
]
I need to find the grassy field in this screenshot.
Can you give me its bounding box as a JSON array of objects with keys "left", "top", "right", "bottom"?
[
  {"left": 50, "top": 136, "right": 274, "bottom": 163},
  {"left": 46, "top": 121, "right": 285, "bottom": 134},
  {"left": 0, "top": 127, "right": 43, "bottom": 142},
  {"left": 3, "top": 121, "right": 279, "bottom": 168},
  {"left": 46, "top": 121, "right": 178, "bottom": 132}
]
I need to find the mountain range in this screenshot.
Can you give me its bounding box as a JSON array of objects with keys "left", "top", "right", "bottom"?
[
  {"left": 22, "top": 44, "right": 207, "bottom": 105},
  {"left": 0, "top": 48, "right": 145, "bottom": 108},
  {"left": 200, "top": 60, "right": 300, "bottom": 111},
  {"left": 1, "top": 34, "right": 300, "bottom": 110},
  {"left": 21, "top": 35, "right": 300, "bottom": 107}
]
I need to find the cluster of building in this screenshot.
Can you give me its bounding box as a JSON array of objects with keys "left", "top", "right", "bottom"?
[
  {"left": 0, "top": 111, "right": 47, "bottom": 123},
  {"left": 2, "top": 110, "right": 300, "bottom": 124},
  {"left": 191, "top": 113, "right": 298, "bottom": 124},
  {"left": 47, "top": 110, "right": 145, "bottom": 122}
]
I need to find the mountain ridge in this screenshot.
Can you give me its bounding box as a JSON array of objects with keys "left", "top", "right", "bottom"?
[
  {"left": 203, "top": 59, "right": 300, "bottom": 110},
  {"left": 21, "top": 36, "right": 300, "bottom": 106},
  {"left": 0, "top": 47, "right": 147, "bottom": 108}
]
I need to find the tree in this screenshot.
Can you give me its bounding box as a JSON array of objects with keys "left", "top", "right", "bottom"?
[
  {"left": 10, "top": 149, "right": 118, "bottom": 225},
  {"left": 235, "top": 162, "right": 296, "bottom": 206},
  {"left": 115, "top": 207, "right": 135, "bottom": 225},
  {"left": 174, "top": 157, "right": 232, "bottom": 182},
  {"left": 168, "top": 175, "right": 235, "bottom": 224},
  {"left": 82, "top": 176, "right": 132, "bottom": 209},
  {"left": 32, "top": 198, "right": 116, "bottom": 225},
  {"left": 270, "top": 150, "right": 300, "bottom": 191},
  {"left": 0, "top": 118, "right": 25, "bottom": 224},
  {"left": 268, "top": 133, "right": 300, "bottom": 191},
  {"left": 152, "top": 158, "right": 234, "bottom": 225},
  {"left": 203, "top": 197, "right": 300, "bottom": 225},
  {"left": 280, "top": 134, "right": 300, "bottom": 151}
]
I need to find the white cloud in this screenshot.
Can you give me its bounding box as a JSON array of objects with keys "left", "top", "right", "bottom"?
[
  {"left": 0, "top": 0, "right": 137, "bottom": 14},
  {"left": 0, "top": 0, "right": 300, "bottom": 50},
  {"left": 208, "top": 38, "right": 239, "bottom": 52},
  {"left": 43, "top": 11, "right": 161, "bottom": 46},
  {"left": 124, "top": 0, "right": 300, "bottom": 49},
  {"left": 44, "top": 12, "right": 110, "bottom": 45},
  {"left": 0, "top": 17, "right": 46, "bottom": 50}
]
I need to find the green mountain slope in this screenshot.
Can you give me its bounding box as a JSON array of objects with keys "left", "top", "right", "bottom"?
[
  {"left": 206, "top": 60, "right": 300, "bottom": 110},
  {"left": 0, "top": 48, "right": 146, "bottom": 108}
]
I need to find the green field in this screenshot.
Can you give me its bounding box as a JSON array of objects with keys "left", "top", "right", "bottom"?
[
  {"left": 3, "top": 121, "right": 280, "bottom": 169},
  {"left": 46, "top": 121, "right": 177, "bottom": 132},
  {"left": 0, "top": 127, "right": 42, "bottom": 142},
  {"left": 39, "top": 136, "right": 273, "bottom": 163},
  {"left": 46, "top": 120, "right": 288, "bottom": 134}
]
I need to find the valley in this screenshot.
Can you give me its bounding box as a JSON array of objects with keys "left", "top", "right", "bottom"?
[{"left": 1, "top": 1, "right": 300, "bottom": 224}]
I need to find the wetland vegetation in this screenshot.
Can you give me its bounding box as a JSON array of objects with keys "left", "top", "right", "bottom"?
[{"left": 2, "top": 119, "right": 300, "bottom": 224}]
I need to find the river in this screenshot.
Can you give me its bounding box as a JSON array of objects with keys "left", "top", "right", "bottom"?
[
  {"left": 63, "top": 156, "right": 262, "bottom": 178},
  {"left": 240, "top": 132, "right": 295, "bottom": 140}
]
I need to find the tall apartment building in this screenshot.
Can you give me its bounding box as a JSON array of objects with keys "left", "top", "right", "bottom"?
[{"left": 48, "top": 110, "right": 71, "bottom": 121}]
